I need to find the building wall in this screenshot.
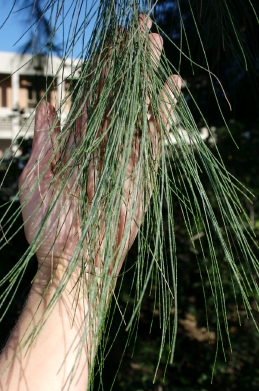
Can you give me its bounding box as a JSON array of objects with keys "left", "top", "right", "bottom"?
[{"left": 0, "top": 52, "right": 81, "bottom": 157}]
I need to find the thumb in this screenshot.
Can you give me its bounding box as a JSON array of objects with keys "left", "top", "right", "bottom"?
[{"left": 19, "top": 101, "right": 60, "bottom": 188}]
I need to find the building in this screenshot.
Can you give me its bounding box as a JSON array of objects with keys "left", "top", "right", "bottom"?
[
  {"left": 0, "top": 52, "right": 213, "bottom": 158},
  {"left": 0, "top": 51, "right": 80, "bottom": 157}
]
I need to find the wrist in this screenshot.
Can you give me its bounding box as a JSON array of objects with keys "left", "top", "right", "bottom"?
[
  {"left": 30, "top": 263, "right": 87, "bottom": 336},
  {"left": 34, "top": 253, "right": 80, "bottom": 291},
  {"left": 32, "top": 254, "right": 109, "bottom": 327},
  {"left": 32, "top": 255, "right": 100, "bottom": 314}
]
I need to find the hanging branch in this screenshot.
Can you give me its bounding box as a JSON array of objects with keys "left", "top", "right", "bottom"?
[{"left": 0, "top": 1, "right": 259, "bottom": 390}]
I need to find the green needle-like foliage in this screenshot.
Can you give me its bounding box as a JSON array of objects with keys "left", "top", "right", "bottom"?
[{"left": 0, "top": 0, "right": 259, "bottom": 389}]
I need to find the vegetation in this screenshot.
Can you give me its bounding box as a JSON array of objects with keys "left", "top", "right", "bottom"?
[{"left": 1, "top": 0, "right": 259, "bottom": 389}]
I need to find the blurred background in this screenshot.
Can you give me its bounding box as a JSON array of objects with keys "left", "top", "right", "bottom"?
[{"left": 1, "top": 1, "right": 259, "bottom": 390}]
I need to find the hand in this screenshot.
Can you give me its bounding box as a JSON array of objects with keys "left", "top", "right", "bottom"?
[
  {"left": 0, "top": 14, "right": 182, "bottom": 391},
  {"left": 18, "top": 14, "right": 182, "bottom": 287}
]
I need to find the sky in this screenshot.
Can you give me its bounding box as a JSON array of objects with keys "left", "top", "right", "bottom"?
[
  {"left": 0, "top": 1, "right": 98, "bottom": 58},
  {"left": 0, "top": 3, "right": 28, "bottom": 53}
]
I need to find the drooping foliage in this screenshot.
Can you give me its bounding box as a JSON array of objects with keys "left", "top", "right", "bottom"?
[{"left": 0, "top": 1, "right": 259, "bottom": 390}]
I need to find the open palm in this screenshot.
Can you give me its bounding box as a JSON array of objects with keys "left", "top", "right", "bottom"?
[{"left": 19, "top": 15, "right": 181, "bottom": 281}]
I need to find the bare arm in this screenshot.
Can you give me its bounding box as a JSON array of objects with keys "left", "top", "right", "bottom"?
[
  {"left": 0, "top": 14, "right": 181, "bottom": 391},
  {"left": 0, "top": 270, "right": 89, "bottom": 391}
]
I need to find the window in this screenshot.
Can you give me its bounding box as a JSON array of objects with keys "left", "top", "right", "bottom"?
[
  {"left": 0, "top": 74, "right": 11, "bottom": 108},
  {"left": 20, "top": 76, "right": 55, "bottom": 109}
]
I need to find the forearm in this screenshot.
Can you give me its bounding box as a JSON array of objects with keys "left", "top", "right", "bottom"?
[{"left": 0, "top": 270, "right": 90, "bottom": 391}]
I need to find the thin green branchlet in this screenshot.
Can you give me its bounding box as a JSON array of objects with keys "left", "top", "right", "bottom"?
[{"left": 0, "top": 1, "right": 259, "bottom": 390}]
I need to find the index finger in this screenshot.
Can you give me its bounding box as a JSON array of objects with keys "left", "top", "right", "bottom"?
[{"left": 138, "top": 14, "right": 163, "bottom": 69}]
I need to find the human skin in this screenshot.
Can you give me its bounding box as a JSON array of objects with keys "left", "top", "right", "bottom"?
[{"left": 0, "top": 15, "right": 181, "bottom": 391}]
